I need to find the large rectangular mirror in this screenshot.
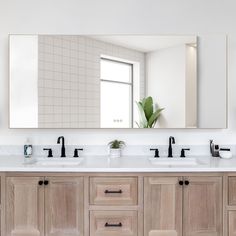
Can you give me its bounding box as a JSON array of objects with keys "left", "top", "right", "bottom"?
[{"left": 9, "top": 34, "right": 226, "bottom": 129}]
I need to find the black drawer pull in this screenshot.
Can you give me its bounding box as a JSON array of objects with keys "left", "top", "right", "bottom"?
[
  {"left": 105, "top": 222, "right": 122, "bottom": 227},
  {"left": 179, "top": 180, "right": 184, "bottom": 185},
  {"left": 185, "top": 180, "right": 190, "bottom": 185},
  {"left": 104, "top": 189, "right": 122, "bottom": 194},
  {"left": 38, "top": 180, "right": 43, "bottom": 186},
  {"left": 44, "top": 180, "right": 49, "bottom": 185}
]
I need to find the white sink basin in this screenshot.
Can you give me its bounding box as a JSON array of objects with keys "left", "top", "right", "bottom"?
[
  {"left": 149, "top": 157, "right": 199, "bottom": 166},
  {"left": 35, "top": 158, "right": 84, "bottom": 166}
]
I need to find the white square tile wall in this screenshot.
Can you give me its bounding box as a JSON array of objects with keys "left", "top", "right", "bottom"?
[{"left": 38, "top": 35, "right": 145, "bottom": 128}]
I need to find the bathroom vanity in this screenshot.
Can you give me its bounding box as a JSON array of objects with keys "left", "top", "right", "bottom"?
[
  {"left": 6, "top": 33, "right": 229, "bottom": 235},
  {"left": 0, "top": 156, "right": 235, "bottom": 236}
]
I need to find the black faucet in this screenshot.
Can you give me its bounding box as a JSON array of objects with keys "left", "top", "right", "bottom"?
[
  {"left": 57, "top": 136, "right": 66, "bottom": 157},
  {"left": 168, "top": 136, "right": 175, "bottom": 157}
]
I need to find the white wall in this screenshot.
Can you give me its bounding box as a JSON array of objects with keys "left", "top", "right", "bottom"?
[
  {"left": 0, "top": 0, "right": 236, "bottom": 146},
  {"left": 185, "top": 44, "right": 197, "bottom": 128},
  {"left": 9, "top": 35, "right": 38, "bottom": 128},
  {"left": 146, "top": 45, "right": 186, "bottom": 128},
  {"left": 198, "top": 35, "right": 227, "bottom": 128}
]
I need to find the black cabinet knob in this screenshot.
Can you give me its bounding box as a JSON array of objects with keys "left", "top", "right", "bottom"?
[
  {"left": 179, "top": 180, "right": 184, "bottom": 185},
  {"left": 185, "top": 180, "right": 190, "bottom": 185},
  {"left": 44, "top": 180, "right": 49, "bottom": 185},
  {"left": 38, "top": 180, "right": 43, "bottom": 186}
]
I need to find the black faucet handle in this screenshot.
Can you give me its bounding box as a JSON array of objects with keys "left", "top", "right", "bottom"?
[
  {"left": 74, "top": 148, "right": 84, "bottom": 158},
  {"left": 180, "top": 148, "right": 190, "bottom": 158},
  {"left": 169, "top": 136, "right": 175, "bottom": 144},
  {"left": 43, "top": 148, "right": 53, "bottom": 158},
  {"left": 150, "top": 148, "right": 159, "bottom": 158}
]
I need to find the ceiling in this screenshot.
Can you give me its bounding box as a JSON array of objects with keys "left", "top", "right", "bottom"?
[{"left": 90, "top": 35, "right": 197, "bottom": 53}]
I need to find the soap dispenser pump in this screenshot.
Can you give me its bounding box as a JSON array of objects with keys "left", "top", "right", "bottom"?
[
  {"left": 210, "top": 140, "right": 219, "bottom": 157},
  {"left": 24, "top": 138, "right": 33, "bottom": 163}
]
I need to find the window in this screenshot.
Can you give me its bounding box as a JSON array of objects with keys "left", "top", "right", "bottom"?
[{"left": 100, "top": 58, "right": 133, "bottom": 128}]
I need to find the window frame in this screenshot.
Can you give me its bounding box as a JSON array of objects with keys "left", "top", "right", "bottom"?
[{"left": 100, "top": 57, "right": 134, "bottom": 128}]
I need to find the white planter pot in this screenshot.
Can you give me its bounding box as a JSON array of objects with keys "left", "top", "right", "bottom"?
[{"left": 109, "top": 148, "right": 121, "bottom": 158}]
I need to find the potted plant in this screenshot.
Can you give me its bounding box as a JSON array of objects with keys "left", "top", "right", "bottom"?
[
  {"left": 108, "top": 140, "right": 125, "bottom": 158},
  {"left": 136, "top": 96, "right": 164, "bottom": 128}
]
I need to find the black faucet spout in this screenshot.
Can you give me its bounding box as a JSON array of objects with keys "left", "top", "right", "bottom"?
[
  {"left": 168, "top": 136, "right": 175, "bottom": 158},
  {"left": 57, "top": 136, "right": 66, "bottom": 157}
]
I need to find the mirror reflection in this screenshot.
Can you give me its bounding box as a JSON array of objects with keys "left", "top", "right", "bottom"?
[{"left": 9, "top": 35, "right": 197, "bottom": 128}]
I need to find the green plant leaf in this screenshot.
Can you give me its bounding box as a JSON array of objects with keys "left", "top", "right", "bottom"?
[
  {"left": 136, "top": 96, "right": 164, "bottom": 128},
  {"left": 148, "top": 108, "right": 165, "bottom": 128},
  {"left": 136, "top": 101, "right": 148, "bottom": 128},
  {"left": 140, "top": 97, "right": 147, "bottom": 108},
  {"left": 108, "top": 140, "right": 125, "bottom": 149},
  {"left": 143, "top": 96, "right": 153, "bottom": 121}
]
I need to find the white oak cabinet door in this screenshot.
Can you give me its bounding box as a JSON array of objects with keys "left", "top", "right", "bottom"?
[
  {"left": 183, "top": 176, "right": 222, "bottom": 236},
  {"left": 45, "top": 177, "right": 84, "bottom": 236},
  {"left": 6, "top": 177, "right": 44, "bottom": 236},
  {"left": 229, "top": 211, "right": 236, "bottom": 236},
  {"left": 144, "top": 177, "right": 183, "bottom": 236}
]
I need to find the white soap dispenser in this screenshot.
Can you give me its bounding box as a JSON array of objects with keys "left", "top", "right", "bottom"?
[{"left": 24, "top": 138, "right": 33, "bottom": 163}]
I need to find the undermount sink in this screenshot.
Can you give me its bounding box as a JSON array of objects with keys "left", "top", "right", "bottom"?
[
  {"left": 35, "top": 158, "right": 84, "bottom": 166},
  {"left": 149, "top": 157, "right": 199, "bottom": 166}
]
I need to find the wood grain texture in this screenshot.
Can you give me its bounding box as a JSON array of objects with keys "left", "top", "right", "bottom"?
[
  {"left": 45, "top": 177, "right": 84, "bottom": 236},
  {"left": 223, "top": 174, "right": 228, "bottom": 236},
  {"left": 183, "top": 176, "right": 223, "bottom": 236},
  {"left": 228, "top": 177, "right": 236, "bottom": 206},
  {"left": 138, "top": 176, "right": 144, "bottom": 236},
  {"left": 2, "top": 172, "right": 227, "bottom": 236},
  {"left": 83, "top": 176, "right": 89, "bottom": 236},
  {"left": 90, "top": 177, "right": 138, "bottom": 205},
  {"left": 6, "top": 177, "right": 44, "bottom": 236},
  {"left": 90, "top": 210, "right": 137, "bottom": 236},
  {"left": 0, "top": 174, "right": 4, "bottom": 236},
  {"left": 144, "top": 177, "right": 183, "bottom": 236},
  {"left": 229, "top": 211, "right": 236, "bottom": 236}
]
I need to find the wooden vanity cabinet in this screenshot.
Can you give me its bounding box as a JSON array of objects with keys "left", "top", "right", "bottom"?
[
  {"left": 144, "top": 177, "right": 182, "bottom": 236},
  {"left": 6, "top": 177, "right": 44, "bottom": 236},
  {"left": 45, "top": 177, "right": 84, "bottom": 236},
  {"left": 144, "top": 176, "right": 223, "bottom": 236},
  {"left": 89, "top": 176, "right": 140, "bottom": 236},
  {"left": 228, "top": 211, "right": 236, "bottom": 236},
  {"left": 227, "top": 176, "right": 236, "bottom": 236},
  {"left": 6, "top": 176, "right": 84, "bottom": 236},
  {"left": 90, "top": 211, "right": 138, "bottom": 236},
  {"left": 3, "top": 173, "right": 225, "bottom": 236},
  {"left": 183, "top": 176, "right": 222, "bottom": 236},
  {"left": 228, "top": 177, "right": 236, "bottom": 205},
  {"left": 90, "top": 177, "right": 138, "bottom": 205}
]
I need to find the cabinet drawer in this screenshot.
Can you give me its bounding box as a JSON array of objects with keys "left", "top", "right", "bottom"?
[
  {"left": 229, "top": 177, "right": 236, "bottom": 205},
  {"left": 90, "top": 211, "right": 137, "bottom": 236},
  {"left": 90, "top": 177, "right": 138, "bottom": 205}
]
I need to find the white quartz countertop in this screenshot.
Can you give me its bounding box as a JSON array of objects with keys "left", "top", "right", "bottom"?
[{"left": 0, "top": 155, "right": 236, "bottom": 172}]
